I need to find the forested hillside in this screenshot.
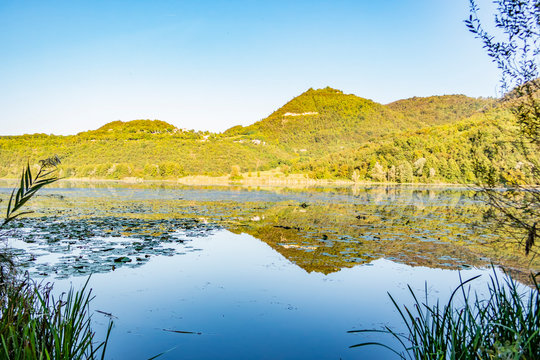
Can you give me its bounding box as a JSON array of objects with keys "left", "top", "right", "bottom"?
[
  {"left": 300, "top": 106, "right": 535, "bottom": 184},
  {"left": 224, "top": 88, "right": 491, "bottom": 156},
  {"left": 387, "top": 95, "right": 494, "bottom": 126},
  {"left": 0, "top": 127, "right": 292, "bottom": 178},
  {"left": 0, "top": 87, "right": 510, "bottom": 183}
]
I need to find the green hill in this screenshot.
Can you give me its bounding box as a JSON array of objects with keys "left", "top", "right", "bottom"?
[
  {"left": 81, "top": 119, "right": 180, "bottom": 138},
  {"left": 0, "top": 120, "right": 292, "bottom": 178},
  {"left": 225, "top": 88, "right": 492, "bottom": 157},
  {"left": 0, "top": 88, "right": 506, "bottom": 182},
  {"left": 300, "top": 105, "right": 535, "bottom": 184},
  {"left": 226, "top": 87, "right": 403, "bottom": 156},
  {"left": 387, "top": 95, "right": 493, "bottom": 126}
]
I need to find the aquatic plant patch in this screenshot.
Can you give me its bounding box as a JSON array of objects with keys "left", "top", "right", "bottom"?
[{"left": 3, "top": 216, "right": 219, "bottom": 278}]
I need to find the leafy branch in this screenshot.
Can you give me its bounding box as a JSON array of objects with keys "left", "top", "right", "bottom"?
[
  {"left": 1, "top": 155, "right": 61, "bottom": 228},
  {"left": 466, "top": 0, "right": 540, "bottom": 255}
]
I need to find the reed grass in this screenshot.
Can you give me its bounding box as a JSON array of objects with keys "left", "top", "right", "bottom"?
[
  {"left": 0, "top": 157, "right": 112, "bottom": 359},
  {"left": 0, "top": 273, "right": 112, "bottom": 360},
  {"left": 349, "top": 270, "right": 540, "bottom": 359}
]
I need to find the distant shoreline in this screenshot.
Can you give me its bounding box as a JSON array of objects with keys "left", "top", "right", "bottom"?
[{"left": 0, "top": 175, "right": 470, "bottom": 188}]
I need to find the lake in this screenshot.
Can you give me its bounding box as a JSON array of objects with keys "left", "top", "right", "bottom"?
[{"left": 0, "top": 181, "right": 534, "bottom": 359}]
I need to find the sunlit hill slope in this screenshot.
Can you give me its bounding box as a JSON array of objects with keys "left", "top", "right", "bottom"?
[{"left": 0, "top": 87, "right": 512, "bottom": 183}]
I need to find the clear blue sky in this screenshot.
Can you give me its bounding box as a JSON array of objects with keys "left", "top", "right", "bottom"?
[{"left": 0, "top": 0, "right": 501, "bottom": 135}]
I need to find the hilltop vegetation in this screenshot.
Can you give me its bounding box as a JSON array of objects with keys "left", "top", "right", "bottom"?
[
  {"left": 224, "top": 88, "right": 491, "bottom": 156},
  {"left": 299, "top": 106, "right": 534, "bottom": 184},
  {"left": 0, "top": 128, "right": 291, "bottom": 178},
  {"left": 226, "top": 87, "right": 403, "bottom": 155},
  {"left": 1, "top": 87, "right": 526, "bottom": 185},
  {"left": 80, "top": 119, "right": 184, "bottom": 138},
  {"left": 387, "top": 94, "right": 493, "bottom": 127}
]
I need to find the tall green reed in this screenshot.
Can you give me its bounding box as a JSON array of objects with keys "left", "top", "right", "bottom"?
[
  {"left": 0, "top": 276, "right": 112, "bottom": 360},
  {"left": 0, "top": 156, "right": 112, "bottom": 359},
  {"left": 349, "top": 270, "right": 539, "bottom": 359}
]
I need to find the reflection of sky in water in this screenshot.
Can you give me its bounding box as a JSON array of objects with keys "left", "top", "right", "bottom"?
[{"left": 49, "top": 230, "right": 501, "bottom": 360}]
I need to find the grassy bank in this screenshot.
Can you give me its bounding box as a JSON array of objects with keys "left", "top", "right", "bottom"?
[{"left": 0, "top": 167, "right": 472, "bottom": 188}]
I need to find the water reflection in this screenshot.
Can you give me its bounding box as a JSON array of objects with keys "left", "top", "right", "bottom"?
[
  {"left": 50, "top": 230, "right": 505, "bottom": 360},
  {"left": 0, "top": 183, "right": 536, "bottom": 281},
  {"left": 1, "top": 183, "right": 537, "bottom": 359}
]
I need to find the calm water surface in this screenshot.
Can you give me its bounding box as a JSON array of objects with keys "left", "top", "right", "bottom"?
[{"left": 0, "top": 182, "right": 526, "bottom": 359}]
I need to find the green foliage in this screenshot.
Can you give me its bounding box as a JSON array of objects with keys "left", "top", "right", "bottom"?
[
  {"left": 396, "top": 161, "right": 413, "bottom": 183},
  {"left": 300, "top": 107, "right": 536, "bottom": 184},
  {"left": 226, "top": 88, "right": 491, "bottom": 157},
  {"left": 3, "top": 155, "right": 61, "bottom": 226},
  {"left": 229, "top": 165, "right": 243, "bottom": 180},
  {"left": 0, "top": 92, "right": 503, "bottom": 183},
  {"left": 0, "top": 123, "right": 290, "bottom": 179},
  {"left": 387, "top": 95, "right": 493, "bottom": 127},
  {"left": 0, "top": 276, "right": 111, "bottom": 360},
  {"left": 466, "top": 0, "right": 539, "bottom": 94},
  {"left": 370, "top": 162, "right": 386, "bottom": 182},
  {"left": 80, "top": 119, "right": 181, "bottom": 139},
  {"left": 349, "top": 271, "right": 540, "bottom": 360},
  {"left": 467, "top": 0, "right": 540, "bottom": 254},
  {"left": 0, "top": 158, "right": 111, "bottom": 360}
]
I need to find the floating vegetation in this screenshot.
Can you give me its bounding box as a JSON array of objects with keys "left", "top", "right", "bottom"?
[
  {"left": 0, "top": 184, "right": 537, "bottom": 280},
  {"left": 3, "top": 215, "right": 218, "bottom": 278}
]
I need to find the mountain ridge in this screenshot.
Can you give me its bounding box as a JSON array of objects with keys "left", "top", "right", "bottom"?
[
  {"left": 0, "top": 87, "right": 506, "bottom": 183},
  {"left": 223, "top": 87, "right": 492, "bottom": 156}
]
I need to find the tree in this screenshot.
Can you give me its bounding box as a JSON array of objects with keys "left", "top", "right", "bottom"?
[
  {"left": 466, "top": 0, "right": 540, "bottom": 254},
  {"left": 230, "top": 165, "right": 243, "bottom": 181},
  {"left": 397, "top": 161, "right": 414, "bottom": 183},
  {"left": 413, "top": 157, "right": 426, "bottom": 177},
  {"left": 351, "top": 169, "right": 361, "bottom": 183},
  {"left": 370, "top": 161, "right": 386, "bottom": 182},
  {"left": 387, "top": 165, "right": 397, "bottom": 182}
]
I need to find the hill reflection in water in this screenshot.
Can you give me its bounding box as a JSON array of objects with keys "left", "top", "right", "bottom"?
[
  {"left": 0, "top": 182, "right": 536, "bottom": 281},
  {"left": 48, "top": 230, "right": 507, "bottom": 360},
  {"left": 1, "top": 182, "right": 536, "bottom": 359}
]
